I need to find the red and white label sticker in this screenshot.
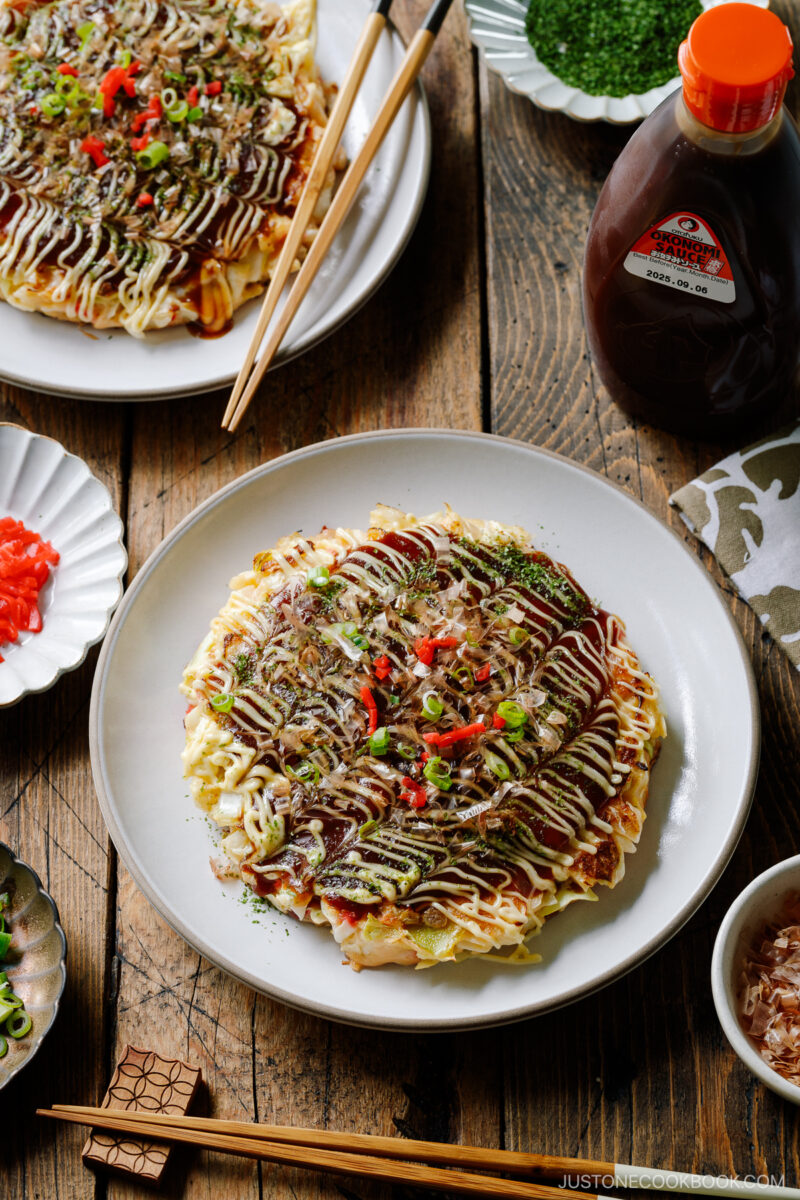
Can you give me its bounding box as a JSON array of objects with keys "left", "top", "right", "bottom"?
[{"left": 623, "top": 211, "right": 735, "bottom": 303}]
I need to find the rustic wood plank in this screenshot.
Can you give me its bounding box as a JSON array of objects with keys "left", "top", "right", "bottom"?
[
  {"left": 480, "top": 0, "right": 800, "bottom": 1187},
  {"left": 109, "top": 5, "right": 486, "bottom": 1199},
  {"left": 0, "top": 390, "right": 126, "bottom": 1200}
]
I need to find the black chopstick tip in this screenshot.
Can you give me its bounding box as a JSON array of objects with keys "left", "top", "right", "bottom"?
[
  {"left": 373, "top": 0, "right": 393, "bottom": 16},
  {"left": 422, "top": 0, "right": 455, "bottom": 36}
]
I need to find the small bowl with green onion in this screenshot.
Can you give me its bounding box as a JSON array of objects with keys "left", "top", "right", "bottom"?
[
  {"left": 0, "top": 843, "right": 67, "bottom": 1091},
  {"left": 465, "top": 0, "right": 768, "bottom": 124}
]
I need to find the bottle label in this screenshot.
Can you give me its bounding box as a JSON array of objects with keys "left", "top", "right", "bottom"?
[{"left": 623, "top": 212, "right": 735, "bottom": 303}]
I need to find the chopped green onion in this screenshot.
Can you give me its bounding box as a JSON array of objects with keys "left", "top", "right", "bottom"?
[
  {"left": 136, "top": 140, "right": 170, "bottom": 169},
  {"left": 186, "top": 105, "right": 204, "bottom": 122},
  {"left": 287, "top": 761, "right": 320, "bottom": 785},
  {"left": 41, "top": 92, "right": 65, "bottom": 118},
  {"left": 504, "top": 729, "right": 526, "bottom": 743},
  {"left": 368, "top": 727, "right": 390, "bottom": 756},
  {"left": 166, "top": 100, "right": 189, "bottom": 123},
  {"left": 77, "top": 20, "right": 95, "bottom": 48},
  {"left": 0, "top": 931, "right": 10, "bottom": 959},
  {"left": 307, "top": 565, "right": 330, "bottom": 588},
  {"left": 397, "top": 743, "right": 417, "bottom": 760},
  {"left": 67, "top": 86, "right": 92, "bottom": 111},
  {"left": 465, "top": 630, "right": 480, "bottom": 646},
  {"left": 55, "top": 74, "right": 80, "bottom": 97},
  {"left": 509, "top": 627, "right": 529, "bottom": 646},
  {"left": 497, "top": 701, "right": 527, "bottom": 728},
  {"left": 164, "top": 70, "right": 187, "bottom": 83},
  {"left": 423, "top": 757, "right": 452, "bottom": 791},
  {"left": 119, "top": 49, "right": 132, "bottom": 67},
  {"left": 389, "top": 694, "right": 400, "bottom": 705},
  {"left": 160, "top": 86, "right": 179, "bottom": 110},
  {"left": 210, "top": 693, "right": 235, "bottom": 714},
  {"left": 0, "top": 1034, "right": 6, "bottom": 1058},
  {"left": 6, "top": 1009, "right": 31, "bottom": 1039},
  {"left": 450, "top": 664, "right": 473, "bottom": 688},
  {"left": 422, "top": 692, "right": 444, "bottom": 721},
  {"left": 358, "top": 819, "right": 378, "bottom": 838},
  {"left": 485, "top": 752, "right": 511, "bottom": 780},
  {"left": 339, "top": 621, "right": 369, "bottom": 650}
]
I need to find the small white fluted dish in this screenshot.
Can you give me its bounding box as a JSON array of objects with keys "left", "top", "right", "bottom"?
[
  {"left": 0, "top": 424, "right": 127, "bottom": 707},
  {"left": 464, "top": 0, "right": 769, "bottom": 124},
  {"left": 711, "top": 855, "right": 800, "bottom": 1104}
]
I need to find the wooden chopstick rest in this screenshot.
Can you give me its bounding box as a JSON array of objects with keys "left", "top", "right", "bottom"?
[{"left": 80, "top": 1046, "right": 201, "bottom": 1183}]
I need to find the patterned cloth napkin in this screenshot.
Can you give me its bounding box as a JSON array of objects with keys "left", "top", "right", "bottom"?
[{"left": 670, "top": 421, "right": 800, "bottom": 670}]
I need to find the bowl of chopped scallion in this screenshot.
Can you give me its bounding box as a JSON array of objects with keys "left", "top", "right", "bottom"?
[
  {"left": 464, "top": 0, "right": 769, "bottom": 123},
  {"left": 0, "top": 844, "right": 67, "bottom": 1091}
]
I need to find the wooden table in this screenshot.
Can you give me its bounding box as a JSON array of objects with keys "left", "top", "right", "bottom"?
[{"left": 3, "top": 2, "right": 799, "bottom": 1195}]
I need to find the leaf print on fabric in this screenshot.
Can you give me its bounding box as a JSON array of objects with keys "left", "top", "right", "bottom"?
[
  {"left": 748, "top": 585, "right": 800, "bottom": 667},
  {"left": 674, "top": 483, "right": 713, "bottom": 536},
  {"left": 699, "top": 467, "right": 730, "bottom": 484},
  {"left": 712, "top": 485, "right": 762, "bottom": 575},
  {"left": 670, "top": 419, "right": 800, "bottom": 671},
  {"left": 743, "top": 442, "right": 800, "bottom": 500}
]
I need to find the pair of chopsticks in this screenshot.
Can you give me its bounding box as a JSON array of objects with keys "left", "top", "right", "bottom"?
[
  {"left": 221, "top": 0, "right": 454, "bottom": 432},
  {"left": 38, "top": 1106, "right": 800, "bottom": 1200}
]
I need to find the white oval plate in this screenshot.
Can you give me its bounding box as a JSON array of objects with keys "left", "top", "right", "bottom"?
[
  {"left": 90, "top": 430, "right": 759, "bottom": 1030},
  {"left": 465, "top": 0, "right": 768, "bottom": 124},
  {"left": 0, "top": 424, "right": 127, "bottom": 707},
  {"left": 0, "top": 2, "right": 431, "bottom": 401}
]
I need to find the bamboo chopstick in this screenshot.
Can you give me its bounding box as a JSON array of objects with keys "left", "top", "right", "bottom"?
[
  {"left": 37, "top": 1107, "right": 605, "bottom": 1200},
  {"left": 220, "top": 0, "right": 394, "bottom": 427},
  {"left": 223, "top": 0, "right": 455, "bottom": 432},
  {"left": 41, "top": 1105, "right": 800, "bottom": 1200}
]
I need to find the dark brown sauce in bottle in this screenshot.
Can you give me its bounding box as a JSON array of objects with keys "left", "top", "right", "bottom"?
[
  {"left": 584, "top": 94, "right": 800, "bottom": 436},
  {"left": 583, "top": 2, "right": 800, "bottom": 437}
]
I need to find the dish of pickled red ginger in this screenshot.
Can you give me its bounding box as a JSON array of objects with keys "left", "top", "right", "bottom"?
[{"left": 181, "top": 505, "right": 666, "bottom": 969}]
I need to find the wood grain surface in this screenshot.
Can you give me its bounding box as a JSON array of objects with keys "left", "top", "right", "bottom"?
[{"left": 1, "top": 1, "right": 799, "bottom": 1197}]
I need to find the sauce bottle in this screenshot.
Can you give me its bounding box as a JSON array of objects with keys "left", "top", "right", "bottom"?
[{"left": 583, "top": 3, "right": 800, "bottom": 436}]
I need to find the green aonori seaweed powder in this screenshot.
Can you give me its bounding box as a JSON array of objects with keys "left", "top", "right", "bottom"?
[{"left": 525, "top": 0, "right": 703, "bottom": 98}]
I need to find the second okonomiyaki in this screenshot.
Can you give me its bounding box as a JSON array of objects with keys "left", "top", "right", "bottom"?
[
  {"left": 181, "top": 505, "right": 666, "bottom": 969},
  {"left": 0, "top": 0, "right": 339, "bottom": 335}
]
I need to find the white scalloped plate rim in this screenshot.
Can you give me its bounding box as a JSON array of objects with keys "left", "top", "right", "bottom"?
[
  {"left": 0, "top": 424, "right": 127, "bottom": 707},
  {"left": 464, "top": 0, "right": 769, "bottom": 124}
]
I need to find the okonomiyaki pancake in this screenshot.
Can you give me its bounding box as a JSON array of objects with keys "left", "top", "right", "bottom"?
[
  {"left": 0, "top": 0, "right": 338, "bottom": 334},
  {"left": 181, "top": 506, "right": 666, "bottom": 969}
]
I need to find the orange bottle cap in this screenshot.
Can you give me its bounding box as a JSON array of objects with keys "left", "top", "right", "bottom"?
[{"left": 679, "top": 3, "right": 794, "bottom": 133}]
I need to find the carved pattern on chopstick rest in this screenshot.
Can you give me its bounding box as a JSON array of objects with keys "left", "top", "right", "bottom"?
[{"left": 82, "top": 1045, "right": 202, "bottom": 1182}]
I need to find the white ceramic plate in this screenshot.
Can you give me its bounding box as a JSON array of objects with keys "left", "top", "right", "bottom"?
[
  {"left": 90, "top": 430, "right": 759, "bottom": 1030},
  {"left": 0, "top": 425, "right": 127, "bottom": 707},
  {"left": 465, "top": 0, "right": 768, "bottom": 124},
  {"left": 0, "top": 2, "right": 431, "bottom": 401}
]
